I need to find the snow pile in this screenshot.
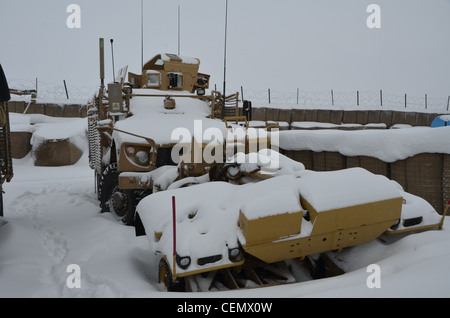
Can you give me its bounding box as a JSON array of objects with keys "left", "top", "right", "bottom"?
[
  {"left": 227, "top": 149, "right": 305, "bottom": 177},
  {"left": 274, "top": 126, "right": 450, "bottom": 162},
  {"left": 8, "top": 113, "right": 33, "bottom": 133}
]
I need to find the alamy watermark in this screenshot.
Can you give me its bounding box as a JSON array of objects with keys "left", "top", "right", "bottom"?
[
  {"left": 366, "top": 4, "right": 381, "bottom": 29},
  {"left": 366, "top": 264, "right": 381, "bottom": 288},
  {"left": 66, "top": 4, "right": 81, "bottom": 29},
  {"left": 170, "top": 120, "right": 280, "bottom": 168},
  {"left": 66, "top": 264, "right": 81, "bottom": 289}
]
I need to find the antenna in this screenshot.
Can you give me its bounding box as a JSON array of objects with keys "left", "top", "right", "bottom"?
[
  {"left": 178, "top": 5, "right": 181, "bottom": 55},
  {"left": 223, "top": 0, "right": 228, "bottom": 99},
  {"left": 141, "top": 0, "right": 144, "bottom": 69},
  {"left": 99, "top": 38, "right": 105, "bottom": 87},
  {"left": 110, "top": 39, "right": 116, "bottom": 82}
]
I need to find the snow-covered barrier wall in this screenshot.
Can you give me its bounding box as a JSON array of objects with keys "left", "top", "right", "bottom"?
[
  {"left": 7, "top": 101, "right": 87, "bottom": 118},
  {"left": 242, "top": 107, "right": 440, "bottom": 128},
  {"left": 276, "top": 127, "right": 450, "bottom": 214}
]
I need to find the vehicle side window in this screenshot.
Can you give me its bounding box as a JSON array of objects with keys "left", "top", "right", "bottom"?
[
  {"left": 168, "top": 73, "right": 183, "bottom": 89},
  {"left": 147, "top": 72, "right": 160, "bottom": 87}
]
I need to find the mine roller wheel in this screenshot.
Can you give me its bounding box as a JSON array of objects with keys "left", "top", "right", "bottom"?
[
  {"left": 158, "top": 258, "right": 185, "bottom": 292},
  {"left": 99, "top": 163, "right": 136, "bottom": 226}
]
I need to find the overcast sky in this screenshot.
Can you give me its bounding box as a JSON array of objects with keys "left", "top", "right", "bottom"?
[{"left": 1, "top": 0, "right": 449, "bottom": 97}]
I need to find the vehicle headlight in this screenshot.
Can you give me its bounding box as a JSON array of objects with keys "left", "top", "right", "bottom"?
[
  {"left": 126, "top": 146, "right": 136, "bottom": 156},
  {"left": 228, "top": 247, "right": 242, "bottom": 261},
  {"left": 136, "top": 151, "right": 149, "bottom": 164},
  {"left": 176, "top": 255, "right": 191, "bottom": 269}
]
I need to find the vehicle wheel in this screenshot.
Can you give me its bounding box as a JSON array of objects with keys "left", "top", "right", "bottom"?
[
  {"left": 109, "top": 186, "right": 136, "bottom": 226},
  {"left": 158, "top": 258, "right": 185, "bottom": 292},
  {"left": 99, "top": 163, "right": 119, "bottom": 213},
  {"left": 99, "top": 163, "right": 136, "bottom": 226}
]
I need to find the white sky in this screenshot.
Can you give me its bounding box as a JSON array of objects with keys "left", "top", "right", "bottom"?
[{"left": 1, "top": 0, "right": 449, "bottom": 97}]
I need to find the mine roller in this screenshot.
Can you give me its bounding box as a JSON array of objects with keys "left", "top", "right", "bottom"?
[{"left": 87, "top": 39, "right": 446, "bottom": 291}]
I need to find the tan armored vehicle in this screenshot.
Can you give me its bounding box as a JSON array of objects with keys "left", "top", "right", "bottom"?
[
  {"left": 87, "top": 39, "right": 445, "bottom": 291},
  {"left": 88, "top": 38, "right": 253, "bottom": 225}
]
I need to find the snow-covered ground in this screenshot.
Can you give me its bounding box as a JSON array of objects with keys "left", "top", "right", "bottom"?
[{"left": 1, "top": 137, "right": 450, "bottom": 298}]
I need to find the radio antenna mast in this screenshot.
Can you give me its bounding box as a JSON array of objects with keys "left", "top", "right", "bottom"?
[
  {"left": 178, "top": 5, "right": 181, "bottom": 55},
  {"left": 141, "top": 0, "right": 144, "bottom": 69},
  {"left": 110, "top": 39, "right": 116, "bottom": 82},
  {"left": 222, "top": 0, "right": 228, "bottom": 100}
]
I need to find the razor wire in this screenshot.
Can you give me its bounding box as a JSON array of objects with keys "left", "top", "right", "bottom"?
[
  {"left": 8, "top": 79, "right": 450, "bottom": 112},
  {"left": 8, "top": 78, "right": 97, "bottom": 101},
  {"left": 236, "top": 88, "right": 450, "bottom": 112}
]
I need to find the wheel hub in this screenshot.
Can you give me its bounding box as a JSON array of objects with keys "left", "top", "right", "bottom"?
[{"left": 110, "top": 187, "right": 128, "bottom": 218}]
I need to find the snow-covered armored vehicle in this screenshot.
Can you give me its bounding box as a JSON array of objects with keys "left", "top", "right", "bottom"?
[
  {"left": 87, "top": 38, "right": 446, "bottom": 291},
  {"left": 137, "top": 163, "right": 445, "bottom": 291},
  {"left": 88, "top": 39, "right": 262, "bottom": 225}
]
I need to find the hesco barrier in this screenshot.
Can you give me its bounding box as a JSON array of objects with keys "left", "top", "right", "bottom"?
[
  {"left": 283, "top": 150, "right": 449, "bottom": 215},
  {"left": 7, "top": 102, "right": 441, "bottom": 125},
  {"left": 241, "top": 107, "right": 440, "bottom": 128},
  {"left": 7, "top": 101, "right": 87, "bottom": 118}
]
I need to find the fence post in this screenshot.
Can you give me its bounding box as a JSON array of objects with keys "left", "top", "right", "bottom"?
[
  {"left": 241, "top": 86, "right": 244, "bottom": 102},
  {"left": 425, "top": 94, "right": 427, "bottom": 110},
  {"left": 331, "top": 89, "right": 334, "bottom": 106},
  {"left": 405, "top": 93, "right": 407, "bottom": 108},
  {"left": 268, "top": 88, "right": 271, "bottom": 104},
  {"left": 380, "top": 89, "right": 383, "bottom": 107},
  {"left": 357, "top": 90, "right": 359, "bottom": 106},
  {"left": 296, "top": 88, "right": 299, "bottom": 105},
  {"left": 63, "top": 80, "right": 69, "bottom": 99}
]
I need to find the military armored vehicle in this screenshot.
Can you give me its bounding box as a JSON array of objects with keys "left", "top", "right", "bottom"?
[
  {"left": 87, "top": 38, "right": 446, "bottom": 291},
  {"left": 87, "top": 39, "right": 263, "bottom": 225}
]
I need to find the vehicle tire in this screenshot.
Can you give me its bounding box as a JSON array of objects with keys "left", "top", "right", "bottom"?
[
  {"left": 109, "top": 186, "right": 136, "bottom": 226},
  {"left": 99, "top": 162, "right": 136, "bottom": 226},
  {"left": 158, "top": 258, "right": 185, "bottom": 292},
  {"left": 99, "top": 163, "right": 119, "bottom": 213}
]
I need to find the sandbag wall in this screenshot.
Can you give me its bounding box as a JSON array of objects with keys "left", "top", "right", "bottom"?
[{"left": 283, "top": 149, "right": 449, "bottom": 215}]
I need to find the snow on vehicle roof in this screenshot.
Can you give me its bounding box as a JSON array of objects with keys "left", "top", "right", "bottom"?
[
  {"left": 113, "top": 89, "right": 226, "bottom": 146},
  {"left": 144, "top": 54, "right": 200, "bottom": 66},
  {"left": 137, "top": 175, "right": 306, "bottom": 272},
  {"left": 297, "top": 168, "right": 401, "bottom": 212},
  {"left": 137, "top": 167, "right": 406, "bottom": 268},
  {"left": 160, "top": 53, "right": 199, "bottom": 65},
  {"left": 274, "top": 126, "right": 450, "bottom": 162}
]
